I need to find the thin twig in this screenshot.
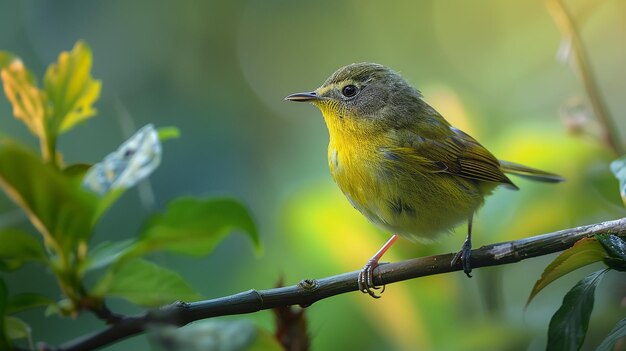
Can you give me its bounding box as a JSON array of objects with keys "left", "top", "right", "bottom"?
[
  {"left": 85, "top": 303, "right": 123, "bottom": 325},
  {"left": 49, "top": 217, "right": 626, "bottom": 351},
  {"left": 546, "top": 0, "right": 625, "bottom": 156}
]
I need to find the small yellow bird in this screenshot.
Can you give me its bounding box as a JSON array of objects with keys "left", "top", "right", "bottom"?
[{"left": 286, "top": 63, "right": 563, "bottom": 298}]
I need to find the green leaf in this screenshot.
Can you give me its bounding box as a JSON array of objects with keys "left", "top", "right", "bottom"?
[
  {"left": 63, "top": 163, "right": 92, "bottom": 187},
  {"left": 526, "top": 237, "right": 606, "bottom": 306},
  {"left": 91, "top": 258, "right": 201, "bottom": 306},
  {"left": 0, "top": 229, "right": 47, "bottom": 267},
  {"left": 597, "top": 235, "right": 626, "bottom": 259},
  {"left": 611, "top": 155, "right": 626, "bottom": 207},
  {"left": 0, "top": 142, "right": 99, "bottom": 253},
  {"left": 64, "top": 163, "right": 123, "bottom": 227},
  {"left": 596, "top": 318, "right": 626, "bottom": 351},
  {"left": 0, "top": 260, "right": 22, "bottom": 272},
  {"left": 5, "top": 316, "right": 31, "bottom": 341},
  {"left": 0, "top": 52, "right": 47, "bottom": 138},
  {"left": 45, "top": 299, "right": 70, "bottom": 317},
  {"left": 78, "top": 239, "right": 135, "bottom": 275},
  {"left": 157, "top": 126, "right": 180, "bottom": 142},
  {"left": 0, "top": 278, "right": 9, "bottom": 350},
  {"left": 597, "top": 234, "right": 626, "bottom": 271},
  {"left": 65, "top": 164, "right": 128, "bottom": 228},
  {"left": 6, "top": 293, "right": 57, "bottom": 315},
  {"left": 43, "top": 40, "right": 101, "bottom": 134},
  {"left": 127, "top": 197, "right": 261, "bottom": 259},
  {"left": 547, "top": 269, "right": 608, "bottom": 351}
]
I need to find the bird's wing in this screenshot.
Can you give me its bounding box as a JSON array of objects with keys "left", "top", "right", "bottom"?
[{"left": 382, "top": 127, "right": 518, "bottom": 188}]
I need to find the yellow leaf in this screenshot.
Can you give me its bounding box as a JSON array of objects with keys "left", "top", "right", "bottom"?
[
  {"left": 43, "top": 40, "right": 101, "bottom": 134},
  {"left": 0, "top": 54, "right": 47, "bottom": 138}
]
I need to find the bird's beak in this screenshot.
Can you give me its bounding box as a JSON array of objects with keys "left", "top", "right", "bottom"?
[{"left": 284, "top": 91, "right": 320, "bottom": 102}]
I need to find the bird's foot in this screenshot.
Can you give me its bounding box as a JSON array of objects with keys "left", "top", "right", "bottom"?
[
  {"left": 358, "top": 234, "right": 398, "bottom": 298},
  {"left": 451, "top": 239, "right": 473, "bottom": 278},
  {"left": 358, "top": 259, "right": 386, "bottom": 298}
]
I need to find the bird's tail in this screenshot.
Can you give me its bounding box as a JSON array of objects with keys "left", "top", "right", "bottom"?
[{"left": 499, "top": 160, "right": 565, "bottom": 183}]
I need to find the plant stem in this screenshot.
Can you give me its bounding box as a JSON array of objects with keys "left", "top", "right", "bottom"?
[
  {"left": 546, "top": 0, "right": 625, "bottom": 156},
  {"left": 40, "top": 132, "right": 59, "bottom": 168}
]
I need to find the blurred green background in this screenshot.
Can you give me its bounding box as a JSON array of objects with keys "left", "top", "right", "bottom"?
[{"left": 1, "top": 0, "right": 625, "bottom": 350}]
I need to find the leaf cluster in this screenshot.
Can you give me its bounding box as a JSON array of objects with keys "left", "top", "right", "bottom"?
[
  {"left": 0, "top": 42, "right": 260, "bottom": 349},
  {"left": 527, "top": 234, "right": 626, "bottom": 350}
]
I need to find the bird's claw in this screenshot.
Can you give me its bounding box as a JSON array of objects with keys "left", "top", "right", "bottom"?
[
  {"left": 358, "top": 260, "right": 385, "bottom": 298},
  {"left": 451, "top": 241, "right": 473, "bottom": 278}
]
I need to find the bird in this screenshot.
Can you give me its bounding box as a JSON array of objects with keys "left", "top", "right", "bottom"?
[{"left": 285, "top": 63, "right": 563, "bottom": 298}]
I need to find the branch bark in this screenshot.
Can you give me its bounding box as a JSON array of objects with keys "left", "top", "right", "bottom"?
[{"left": 51, "top": 217, "right": 626, "bottom": 351}]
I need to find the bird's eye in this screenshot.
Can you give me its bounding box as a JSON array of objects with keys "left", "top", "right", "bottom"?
[{"left": 341, "top": 84, "right": 358, "bottom": 98}]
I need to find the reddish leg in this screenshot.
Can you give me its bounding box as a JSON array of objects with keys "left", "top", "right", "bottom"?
[{"left": 358, "top": 234, "right": 398, "bottom": 298}]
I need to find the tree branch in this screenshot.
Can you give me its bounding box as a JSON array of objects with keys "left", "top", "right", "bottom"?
[{"left": 51, "top": 217, "right": 626, "bottom": 351}]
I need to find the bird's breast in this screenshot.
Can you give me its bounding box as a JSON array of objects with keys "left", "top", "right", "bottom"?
[
  {"left": 327, "top": 138, "right": 402, "bottom": 230},
  {"left": 327, "top": 136, "right": 483, "bottom": 241}
]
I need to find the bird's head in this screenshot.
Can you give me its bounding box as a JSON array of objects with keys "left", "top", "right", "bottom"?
[{"left": 286, "top": 62, "right": 425, "bottom": 136}]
